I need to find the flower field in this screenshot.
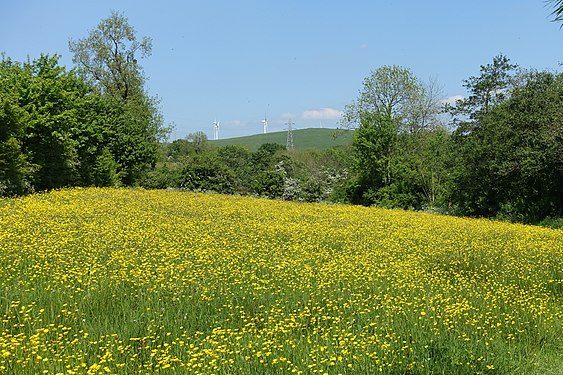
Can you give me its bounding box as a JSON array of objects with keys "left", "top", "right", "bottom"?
[{"left": 0, "top": 188, "right": 561, "bottom": 374}]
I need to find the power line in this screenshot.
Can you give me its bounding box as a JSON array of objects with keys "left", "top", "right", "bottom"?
[{"left": 285, "top": 119, "right": 294, "bottom": 150}]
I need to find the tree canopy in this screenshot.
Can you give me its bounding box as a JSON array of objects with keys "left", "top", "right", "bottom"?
[
  {"left": 0, "top": 12, "right": 165, "bottom": 194},
  {"left": 69, "top": 10, "right": 152, "bottom": 100}
]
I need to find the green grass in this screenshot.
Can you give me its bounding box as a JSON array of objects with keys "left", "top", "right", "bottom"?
[
  {"left": 539, "top": 216, "right": 563, "bottom": 229},
  {"left": 0, "top": 188, "right": 561, "bottom": 374},
  {"left": 210, "top": 128, "right": 353, "bottom": 151}
]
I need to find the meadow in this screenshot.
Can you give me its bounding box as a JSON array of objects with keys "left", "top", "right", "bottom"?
[{"left": 0, "top": 188, "right": 561, "bottom": 374}]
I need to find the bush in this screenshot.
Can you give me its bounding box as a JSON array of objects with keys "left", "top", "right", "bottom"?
[
  {"left": 252, "top": 170, "right": 285, "bottom": 198},
  {"left": 538, "top": 216, "right": 563, "bottom": 229},
  {"left": 180, "top": 154, "right": 236, "bottom": 194}
]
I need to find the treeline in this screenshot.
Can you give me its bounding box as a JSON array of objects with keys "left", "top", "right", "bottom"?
[
  {"left": 0, "top": 54, "right": 163, "bottom": 195},
  {"left": 143, "top": 134, "right": 353, "bottom": 202},
  {"left": 0, "top": 10, "right": 561, "bottom": 226},
  {"left": 0, "top": 12, "right": 165, "bottom": 196},
  {"left": 144, "top": 55, "right": 561, "bottom": 226},
  {"left": 341, "top": 56, "right": 562, "bottom": 224}
]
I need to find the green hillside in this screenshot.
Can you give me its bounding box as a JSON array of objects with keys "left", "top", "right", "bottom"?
[{"left": 210, "top": 128, "right": 353, "bottom": 151}]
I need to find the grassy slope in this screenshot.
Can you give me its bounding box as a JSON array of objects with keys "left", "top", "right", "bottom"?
[{"left": 210, "top": 128, "right": 353, "bottom": 150}]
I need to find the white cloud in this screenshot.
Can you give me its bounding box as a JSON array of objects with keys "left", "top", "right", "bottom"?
[
  {"left": 281, "top": 112, "right": 295, "bottom": 120},
  {"left": 441, "top": 95, "right": 464, "bottom": 106},
  {"left": 301, "top": 107, "right": 343, "bottom": 120},
  {"left": 224, "top": 120, "right": 241, "bottom": 127}
]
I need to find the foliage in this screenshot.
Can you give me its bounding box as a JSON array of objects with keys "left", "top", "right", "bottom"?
[
  {"left": 342, "top": 65, "right": 442, "bottom": 134},
  {"left": 185, "top": 131, "right": 212, "bottom": 154},
  {"left": 5, "top": 54, "right": 83, "bottom": 191},
  {"left": 0, "top": 53, "right": 163, "bottom": 192},
  {"left": 346, "top": 67, "right": 451, "bottom": 210},
  {"left": 349, "top": 113, "right": 397, "bottom": 205},
  {"left": 69, "top": 11, "right": 165, "bottom": 185},
  {"left": 288, "top": 146, "right": 354, "bottom": 203},
  {"left": 252, "top": 169, "right": 286, "bottom": 198},
  {"left": 547, "top": 0, "right": 563, "bottom": 25},
  {"left": 166, "top": 134, "right": 211, "bottom": 163},
  {"left": 392, "top": 128, "right": 454, "bottom": 210},
  {"left": 179, "top": 153, "right": 236, "bottom": 194},
  {"left": 0, "top": 12, "right": 165, "bottom": 195},
  {"left": 216, "top": 144, "right": 253, "bottom": 193},
  {"left": 69, "top": 10, "right": 152, "bottom": 100},
  {"left": 0, "top": 188, "right": 561, "bottom": 374},
  {"left": 447, "top": 54, "right": 517, "bottom": 125},
  {"left": 451, "top": 63, "right": 562, "bottom": 222},
  {"left": 0, "top": 64, "right": 33, "bottom": 195},
  {"left": 106, "top": 93, "right": 164, "bottom": 185},
  {"left": 342, "top": 65, "right": 420, "bottom": 128},
  {"left": 91, "top": 147, "right": 119, "bottom": 187},
  {"left": 539, "top": 216, "right": 563, "bottom": 229}
]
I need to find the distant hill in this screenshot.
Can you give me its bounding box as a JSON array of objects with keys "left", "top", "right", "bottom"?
[{"left": 210, "top": 128, "right": 353, "bottom": 151}]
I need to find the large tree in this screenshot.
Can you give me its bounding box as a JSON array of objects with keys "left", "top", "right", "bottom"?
[
  {"left": 447, "top": 55, "right": 517, "bottom": 217},
  {"left": 9, "top": 55, "right": 85, "bottom": 190},
  {"left": 447, "top": 54, "right": 517, "bottom": 126},
  {"left": 451, "top": 65, "right": 563, "bottom": 221},
  {"left": 69, "top": 10, "right": 151, "bottom": 100},
  {"left": 343, "top": 66, "right": 449, "bottom": 207},
  {"left": 69, "top": 11, "right": 166, "bottom": 185},
  {"left": 341, "top": 65, "right": 442, "bottom": 134}
]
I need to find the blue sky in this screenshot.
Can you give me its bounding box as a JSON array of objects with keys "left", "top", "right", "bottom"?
[{"left": 1, "top": 1, "right": 562, "bottom": 139}]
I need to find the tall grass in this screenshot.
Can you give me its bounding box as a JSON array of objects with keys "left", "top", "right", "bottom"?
[{"left": 0, "top": 188, "right": 561, "bottom": 374}]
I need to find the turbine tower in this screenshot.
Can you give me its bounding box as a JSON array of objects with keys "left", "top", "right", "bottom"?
[
  {"left": 285, "top": 119, "right": 294, "bottom": 150},
  {"left": 261, "top": 112, "right": 268, "bottom": 134},
  {"left": 213, "top": 119, "right": 220, "bottom": 140}
]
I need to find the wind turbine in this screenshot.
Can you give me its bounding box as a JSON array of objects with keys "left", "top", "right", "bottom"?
[
  {"left": 213, "top": 119, "right": 220, "bottom": 140},
  {"left": 261, "top": 112, "right": 268, "bottom": 134}
]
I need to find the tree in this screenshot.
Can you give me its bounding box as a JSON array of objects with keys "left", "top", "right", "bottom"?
[
  {"left": 251, "top": 143, "right": 286, "bottom": 172},
  {"left": 179, "top": 153, "right": 236, "bottom": 194},
  {"left": 404, "top": 76, "right": 444, "bottom": 134},
  {"left": 73, "top": 88, "right": 118, "bottom": 186},
  {"left": 447, "top": 55, "right": 517, "bottom": 216},
  {"left": 447, "top": 54, "right": 516, "bottom": 126},
  {"left": 69, "top": 11, "right": 166, "bottom": 185},
  {"left": 91, "top": 147, "right": 119, "bottom": 187},
  {"left": 13, "top": 55, "right": 85, "bottom": 190},
  {"left": 69, "top": 10, "right": 151, "bottom": 100},
  {"left": 350, "top": 112, "right": 398, "bottom": 205},
  {"left": 451, "top": 68, "right": 563, "bottom": 221},
  {"left": 105, "top": 94, "right": 164, "bottom": 185},
  {"left": 342, "top": 66, "right": 420, "bottom": 127},
  {"left": 341, "top": 65, "right": 441, "bottom": 134},
  {"left": 547, "top": 0, "right": 563, "bottom": 26},
  {"left": 0, "top": 60, "right": 33, "bottom": 195},
  {"left": 217, "top": 145, "right": 253, "bottom": 193},
  {"left": 344, "top": 66, "right": 447, "bottom": 207},
  {"left": 392, "top": 127, "right": 453, "bottom": 210},
  {"left": 186, "top": 131, "right": 212, "bottom": 154},
  {"left": 252, "top": 169, "right": 285, "bottom": 199}
]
